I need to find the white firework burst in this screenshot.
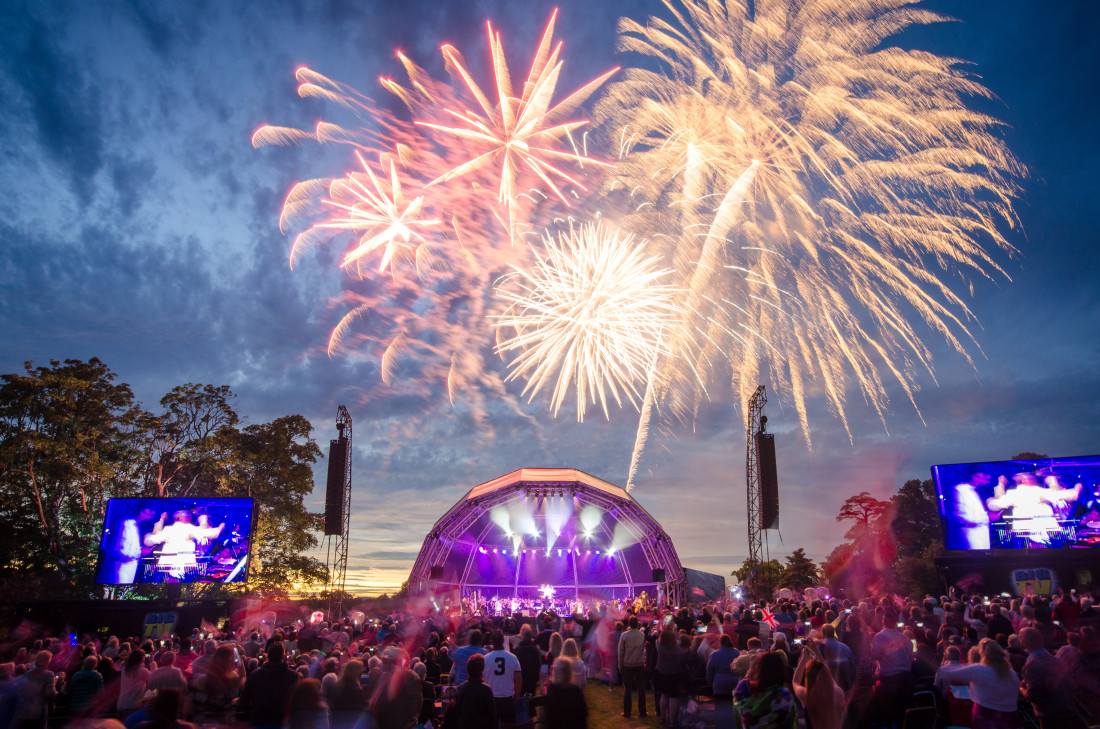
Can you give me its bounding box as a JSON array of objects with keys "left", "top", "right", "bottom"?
[{"left": 495, "top": 221, "right": 682, "bottom": 421}]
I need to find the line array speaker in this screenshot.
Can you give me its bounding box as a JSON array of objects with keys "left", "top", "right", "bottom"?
[
  {"left": 429, "top": 566, "right": 444, "bottom": 580},
  {"left": 324, "top": 438, "right": 347, "bottom": 535},
  {"left": 756, "top": 432, "right": 779, "bottom": 529},
  {"left": 652, "top": 568, "right": 666, "bottom": 582}
]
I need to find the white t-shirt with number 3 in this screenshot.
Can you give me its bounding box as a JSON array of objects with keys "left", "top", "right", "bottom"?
[{"left": 483, "top": 649, "right": 522, "bottom": 698}]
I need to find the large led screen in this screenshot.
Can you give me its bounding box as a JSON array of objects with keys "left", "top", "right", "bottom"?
[
  {"left": 931, "top": 455, "right": 1100, "bottom": 551},
  {"left": 95, "top": 498, "right": 254, "bottom": 584}
]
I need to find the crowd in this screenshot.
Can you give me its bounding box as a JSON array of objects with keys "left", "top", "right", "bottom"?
[{"left": 1, "top": 586, "right": 1098, "bottom": 729}]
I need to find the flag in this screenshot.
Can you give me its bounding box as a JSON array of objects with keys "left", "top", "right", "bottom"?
[{"left": 761, "top": 607, "right": 778, "bottom": 630}]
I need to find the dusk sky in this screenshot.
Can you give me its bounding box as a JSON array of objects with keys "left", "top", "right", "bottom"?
[{"left": 2, "top": 0, "right": 1098, "bottom": 595}]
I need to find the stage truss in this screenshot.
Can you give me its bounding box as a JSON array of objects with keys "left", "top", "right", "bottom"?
[
  {"left": 745, "top": 385, "right": 767, "bottom": 592},
  {"left": 325, "top": 405, "right": 352, "bottom": 617}
]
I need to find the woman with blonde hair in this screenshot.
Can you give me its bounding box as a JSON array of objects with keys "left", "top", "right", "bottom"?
[
  {"left": 949, "top": 639, "right": 1021, "bottom": 729},
  {"left": 793, "top": 645, "right": 845, "bottom": 729},
  {"left": 560, "top": 638, "right": 586, "bottom": 687}
]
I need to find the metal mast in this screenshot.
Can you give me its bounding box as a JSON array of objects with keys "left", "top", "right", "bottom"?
[
  {"left": 325, "top": 405, "right": 353, "bottom": 618},
  {"left": 745, "top": 385, "right": 767, "bottom": 586}
]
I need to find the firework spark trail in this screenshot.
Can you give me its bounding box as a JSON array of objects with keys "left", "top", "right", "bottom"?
[
  {"left": 494, "top": 222, "right": 682, "bottom": 422},
  {"left": 593, "top": 0, "right": 1025, "bottom": 489}
]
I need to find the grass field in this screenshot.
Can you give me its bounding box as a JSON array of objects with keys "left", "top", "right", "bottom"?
[{"left": 580, "top": 682, "right": 665, "bottom": 729}]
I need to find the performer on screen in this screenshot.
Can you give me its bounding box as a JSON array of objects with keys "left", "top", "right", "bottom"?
[
  {"left": 947, "top": 472, "right": 992, "bottom": 549},
  {"left": 1037, "top": 468, "right": 1083, "bottom": 522},
  {"left": 102, "top": 506, "right": 158, "bottom": 583},
  {"left": 987, "top": 472, "right": 1061, "bottom": 546},
  {"left": 143, "top": 509, "right": 225, "bottom": 581}
]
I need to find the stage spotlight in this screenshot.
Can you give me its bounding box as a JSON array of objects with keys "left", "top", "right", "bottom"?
[{"left": 493, "top": 548, "right": 498, "bottom": 553}]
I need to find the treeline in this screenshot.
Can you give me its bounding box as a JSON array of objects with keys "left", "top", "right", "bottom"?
[
  {"left": 820, "top": 478, "right": 944, "bottom": 597},
  {"left": 733, "top": 478, "right": 946, "bottom": 599},
  {"left": 0, "top": 358, "right": 327, "bottom": 600}
]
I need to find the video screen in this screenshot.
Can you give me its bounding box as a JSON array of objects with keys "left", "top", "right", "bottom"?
[
  {"left": 932, "top": 455, "right": 1100, "bottom": 550},
  {"left": 95, "top": 498, "right": 254, "bottom": 584}
]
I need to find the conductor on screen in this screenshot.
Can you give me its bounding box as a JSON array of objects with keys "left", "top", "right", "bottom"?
[
  {"left": 946, "top": 472, "right": 992, "bottom": 549},
  {"left": 144, "top": 509, "right": 225, "bottom": 581}
]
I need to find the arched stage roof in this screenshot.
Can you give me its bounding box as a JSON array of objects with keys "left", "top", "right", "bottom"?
[{"left": 409, "top": 468, "right": 686, "bottom": 603}]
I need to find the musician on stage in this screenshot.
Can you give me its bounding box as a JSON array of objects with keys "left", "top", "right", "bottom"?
[{"left": 144, "top": 509, "right": 225, "bottom": 581}]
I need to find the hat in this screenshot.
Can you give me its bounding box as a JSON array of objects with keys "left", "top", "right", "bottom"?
[{"left": 381, "top": 646, "right": 404, "bottom": 664}]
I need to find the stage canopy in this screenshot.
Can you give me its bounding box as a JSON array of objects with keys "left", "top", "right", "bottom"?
[{"left": 408, "top": 468, "right": 687, "bottom": 604}]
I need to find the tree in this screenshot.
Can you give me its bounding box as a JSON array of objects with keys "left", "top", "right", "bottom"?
[
  {"left": 731, "top": 558, "right": 783, "bottom": 598},
  {"left": 837, "top": 492, "right": 889, "bottom": 537},
  {"left": 781, "top": 548, "right": 820, "bottom": 590},
  {"left": 0, "top": 359, "right": 144, "bottom": 594},
  {"left": 0, "top": 359, "right": 329, "bottom": 598},
  {"left": 825, "top": 491, "right": 894, "bottom": 596},
  {"left": 890, "top": 479, "right": 942, "bottom": 560},
  {"left": 227, "top": 416, "right": 327, "bottom": 594},
  {"left": 138, "top": 384, "right": 239, "bottom": 498}
]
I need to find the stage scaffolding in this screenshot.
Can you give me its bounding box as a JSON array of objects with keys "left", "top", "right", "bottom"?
[{"left": 325, "top": 405, "right": 353, "bottom": 618}]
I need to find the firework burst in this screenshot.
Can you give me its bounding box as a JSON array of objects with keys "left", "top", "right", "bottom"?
[
  {"left": 315, "top": 151, "right": 441, "bottom": 276},
  {"left": 495, "top": 221, "right": 681, "bottom": 422},
  {"left": 254, "top": 15, "right": 617, "bottom": 408},
  {"left": 415, "top": 9, "right": 618, "bottom": 241},
  {"left": 595, "top": 0, "right": 1025, "bottom": 487}
]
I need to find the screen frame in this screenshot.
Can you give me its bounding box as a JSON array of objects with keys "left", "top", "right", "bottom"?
[
  {"left": 95, "top": 497, "right": 256, "bottom": 585},
  {"left": 931, "top": 454, "right": 1100, "bottom": 552}
]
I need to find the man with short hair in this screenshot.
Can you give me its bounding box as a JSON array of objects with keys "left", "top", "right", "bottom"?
[
  {"left": 450, "top": 630, "right": 487, "bottom": 686},
  {"left": 866, "top": 609, "right": 913, "bottom": 728},
  {"left": 188, "top": 639, "right": 218, "bottom": 684},
  {"left": 514, "top": 625, "right": 542, "bottom": 696},
  {"left": 617, "top": 616, "right": 647, "bottom": 718},
  {"left": 366, "top": 647, "right": 422, "bottom": 729},
  {"left": 483, "top": 631, "right": 521, "bottom": 723},
  {"left": 66, "top": 655, "right": 104, "bottom": 717},
  {"left": 1020, "top": 627, "right": 1088, "bottom": 729},
  {"left": 173, "top": 637, "right": 199, "bottom": 678},
  {"left": 731, "top": 638, "right": 762, "bottom": 678},
  {"left": 14, "top": 651, "right": 56, "bottom": 729},
  {"left": 239, "top": 642, "right": 299, "bottom": 728},
  {"left": 243, "top": 633, "right": 262, "bottom": 658},
  {"left": 705, "top": 634, "right": 740, "bottom": 696},
  {"left": 987, "top": 604, "right": 1014, "bottom": 638},
  {"left": 821, "top": 624, "right": 855, "bottom": 692},
  {"left": 448, "top": 654, "right": 496, "bottom": 729},
  {"left": 933, "top": 645, "right": 966, "bottom": 699}
]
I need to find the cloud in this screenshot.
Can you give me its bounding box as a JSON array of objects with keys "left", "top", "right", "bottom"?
[{"left": 1, "top": 10, "right": 105, "bottom": 203}]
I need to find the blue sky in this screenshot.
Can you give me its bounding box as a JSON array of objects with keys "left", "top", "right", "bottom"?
[{"left": 2, "top": 0, "right": 1099, "bottom": 594}]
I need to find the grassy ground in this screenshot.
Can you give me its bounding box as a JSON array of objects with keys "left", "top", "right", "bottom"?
[{"left": 582, "top": 682, "right": 665, "bottom": 729}]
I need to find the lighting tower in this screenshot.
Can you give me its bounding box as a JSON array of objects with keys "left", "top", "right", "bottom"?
[
  {"left": 745, "top": 385, "right": 767, "bottom": 588},
  {"left": 325, "top": 405, "right": 353, "bottom": 618}
]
